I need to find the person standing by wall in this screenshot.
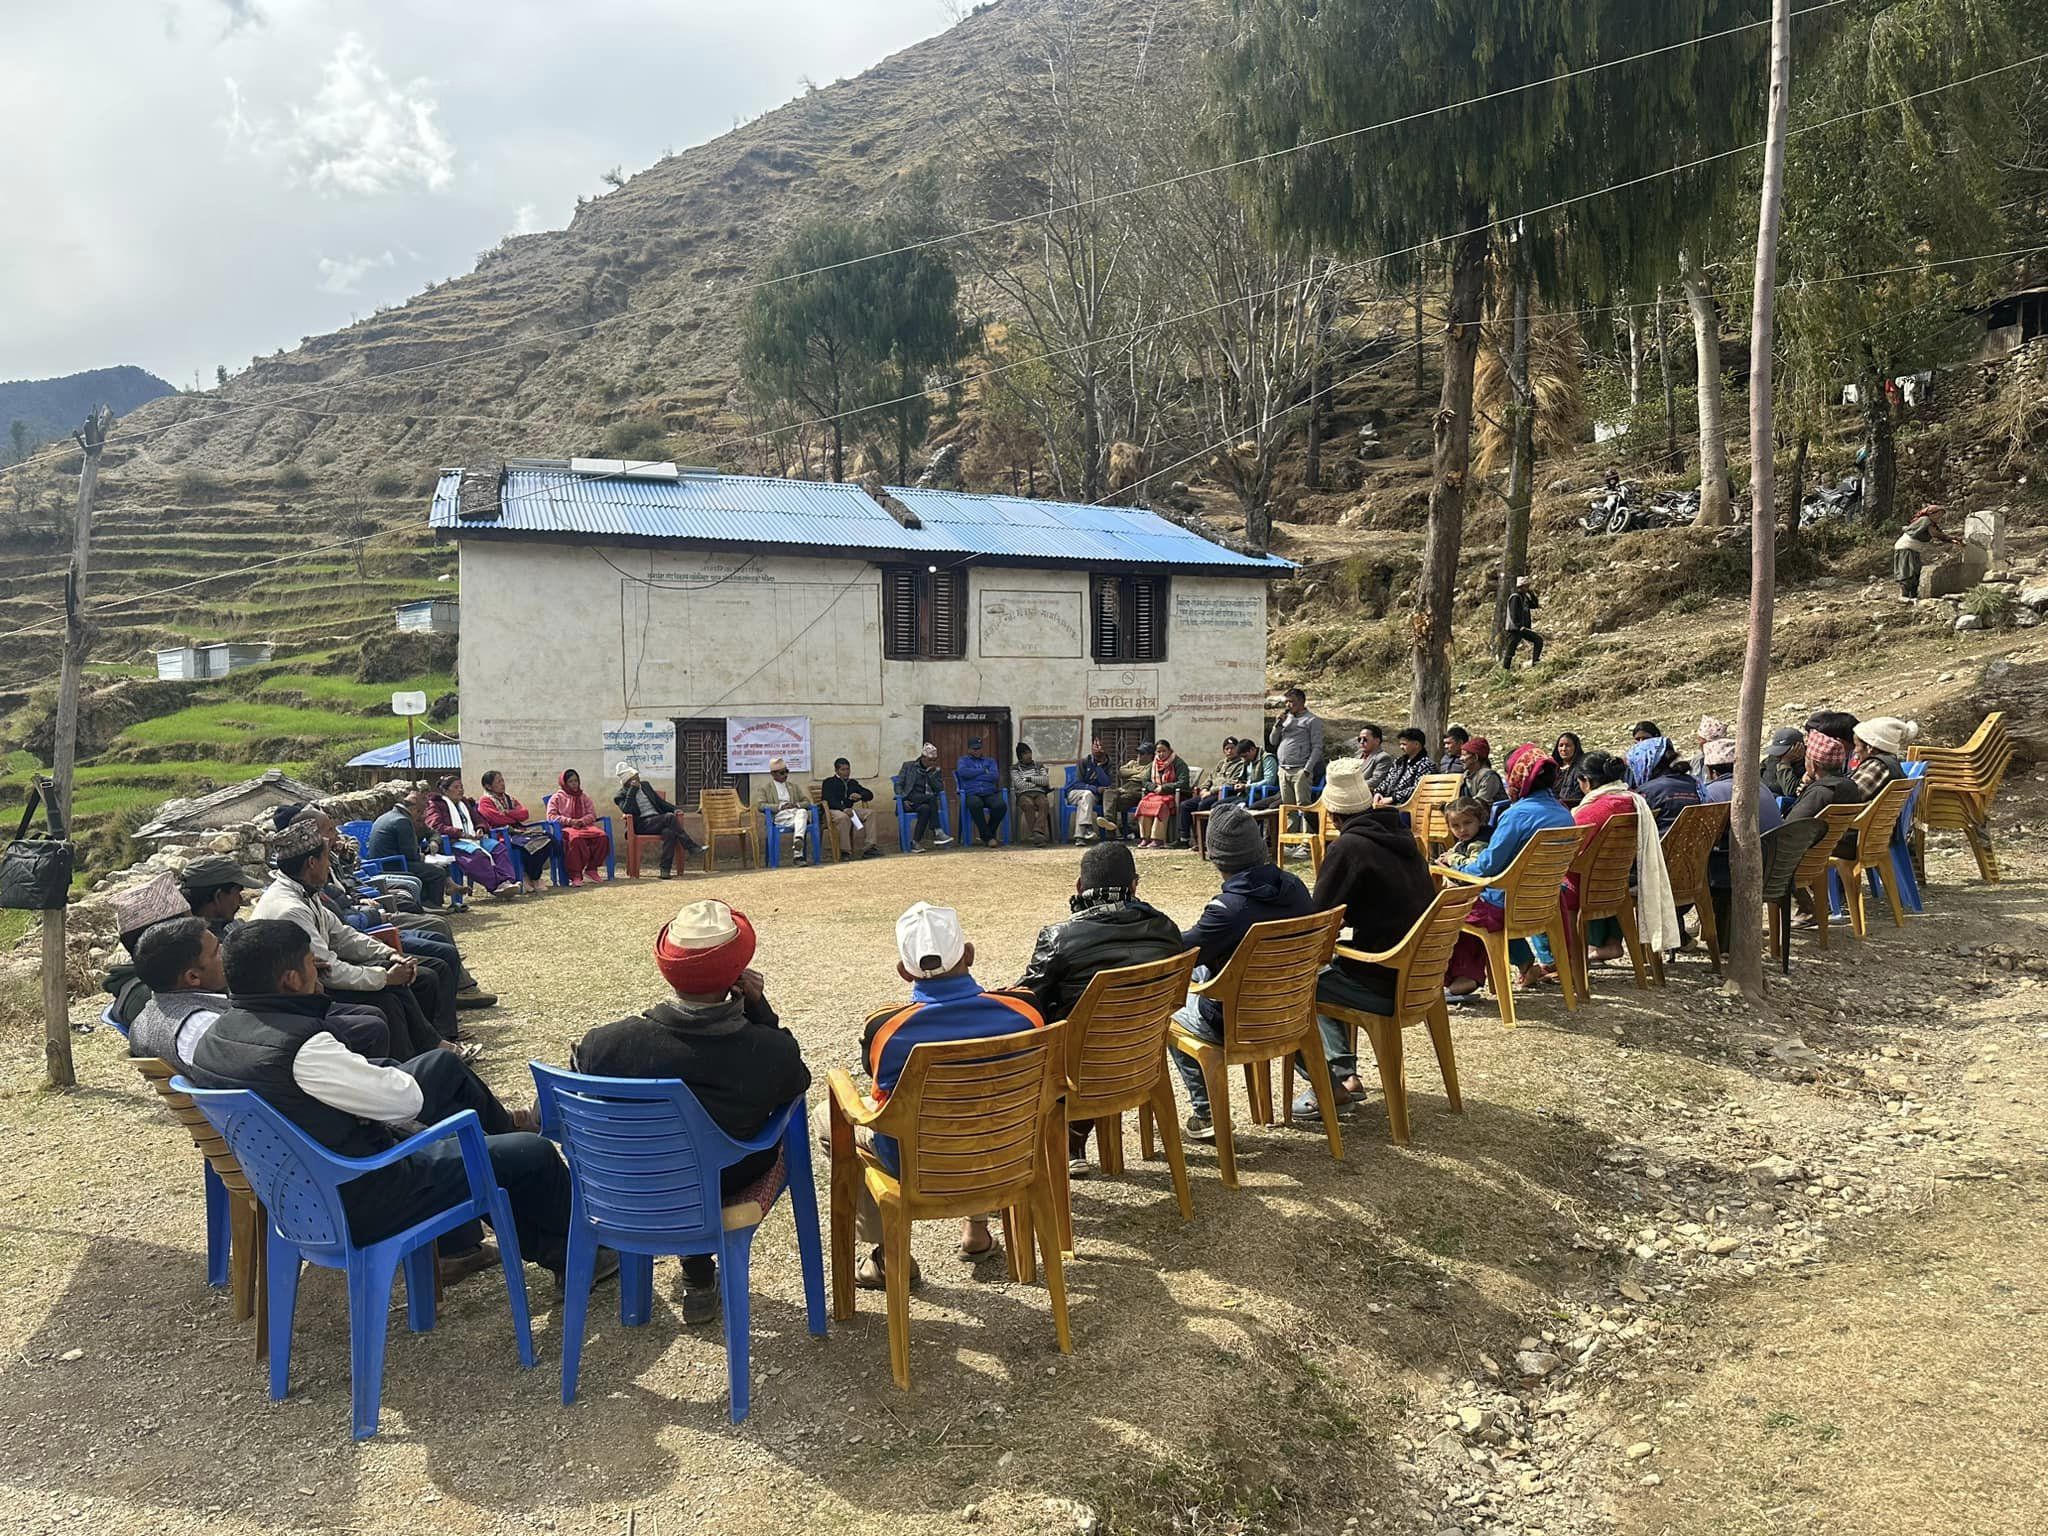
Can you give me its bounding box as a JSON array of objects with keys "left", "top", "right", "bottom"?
[
  {"left": 1892, "top": 504, "right": 1958, "bottom": 600},
  {"left": 1267, "top": 687, "right": 1324, "bottom": 843}
]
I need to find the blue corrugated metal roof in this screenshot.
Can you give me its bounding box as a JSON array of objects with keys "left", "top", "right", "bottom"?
[
  {"left": 346, "top": 738, "right": 462, "bottom": 770},
  {"left": 430, "top": 465, "right": 1291, "bottom": 574}
]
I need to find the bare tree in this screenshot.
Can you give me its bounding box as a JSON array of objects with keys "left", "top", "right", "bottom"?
[{"left": 1680, "top": 250, "right": 1735, "bottom": 525}]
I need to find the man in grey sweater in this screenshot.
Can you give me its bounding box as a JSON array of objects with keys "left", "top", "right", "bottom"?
[{"left": 1267, "top": 687, "right": 1325, "bottom": 838}]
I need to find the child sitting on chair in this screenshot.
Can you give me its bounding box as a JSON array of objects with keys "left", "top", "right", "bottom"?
[{"left": 1441, "top": 798, "right": 1493, "bottom": 870}]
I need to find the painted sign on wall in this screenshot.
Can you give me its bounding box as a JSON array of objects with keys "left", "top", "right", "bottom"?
[
  {"left": 727, "top": 716, "right": 813, "bottom": 773},
  {"left": 1086, "top": 668, "right": 1159, "bottom": 712},
  {"left": 602, "top": 719, "right": 677, "bottom": 774},
  {"left": 1018, "top": 714, "right": 1084, "bottom": 765},
  {"left": 979, "top": 589, "right": 1085, "bottom": 658}
]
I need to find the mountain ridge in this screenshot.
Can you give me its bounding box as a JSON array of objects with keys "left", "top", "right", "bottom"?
[{"left": 1, "top": 366, "right": 177, "bottom": 449}]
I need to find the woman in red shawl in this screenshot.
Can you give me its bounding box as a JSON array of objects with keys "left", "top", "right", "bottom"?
[
  {"left": 1442, "top": 743, "right": 1579, "bottom": 995},
  {"left": 545, "top": 768, "right": 613, "bottom": 885},
  {"left": 475, "top": 770, "right": 553, "bottom": 893}
]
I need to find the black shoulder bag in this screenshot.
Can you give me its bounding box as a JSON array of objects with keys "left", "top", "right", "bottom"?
[{"left": 1, "top": 779, "right": 74, "bottom": 911}]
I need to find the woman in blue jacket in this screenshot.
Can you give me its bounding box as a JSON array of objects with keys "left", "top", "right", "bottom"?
[{"left": 1444, "top": 744, "right": 1576, "bottom": 996}]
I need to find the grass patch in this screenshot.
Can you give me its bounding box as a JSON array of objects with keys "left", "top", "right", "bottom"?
[
  {"left": 122, "top": 702, "right": 394, "bottom": 749},
  {"left": 248, "top": 670, "right": 453, "bottom": 708}
]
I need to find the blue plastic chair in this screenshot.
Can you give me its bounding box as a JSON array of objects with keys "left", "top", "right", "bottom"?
[
  {"left": 758, "top": 799, "right": 825, "bottom": 868},
  {"left": 891, "top": 776, "right": 951, "bottom": 852},
  {"left": 173, "top": 1084, "right": 536, "bottom": 1440},
  {"left": 598, "top": 814, "right": 619, "bottom": 879},
  {"left": 114, "top": 1004, "right": 237, "bottom": 1287},
  {"left": 529, "top": 1066, "right": 826, "bottom": 1422},
  {"left": 1826, "top": 768, "right": 1928, "bottom": 921}
]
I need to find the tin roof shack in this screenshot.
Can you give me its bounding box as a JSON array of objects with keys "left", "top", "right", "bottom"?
[
  {"left": 153, "top": 641, "right": 275, "bottom": 682},
  {"left": 1974, "top": 287, "right": 2048, "bottom": 363},
  {"left": 430, "top": 460, "right": 1290, "bottom": 823},
  {"left": 396, "top": 599, "right": 460, "bottom": 635}
]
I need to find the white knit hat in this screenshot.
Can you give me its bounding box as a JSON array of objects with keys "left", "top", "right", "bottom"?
[
  {"left": 666, "top": 899, "right": 740, "bottom": 948},
  {"left": 613, "top": 762, "right": 639, "bottom": 782},
  {"left": 896, "top": 901, "right": 965, "bottom": 978},
  {"left": 1853, "top": 716, "right": 1920, "bottom": 757}
]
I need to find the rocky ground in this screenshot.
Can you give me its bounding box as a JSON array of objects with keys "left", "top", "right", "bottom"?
[{"left": 1, "top": 771, "right": 2044, "bottom": 1536}]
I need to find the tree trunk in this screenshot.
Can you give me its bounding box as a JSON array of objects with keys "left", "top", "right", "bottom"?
[
  {"left": 1410, "top": 222, "right": 1488, "bottom": 747},
  {"left": 1493, "top": 268, "right": 1535, "bottom": 643},
  {"left": 1680, "top": 254, "right": 1733, "bottom": 526},
  {"left": 1730, "top": 0, "right": 1792, "bottom": 1003},
  {"left": 1784, "top": 428, "right": 1809, "bottom": 540},
  {"left": 1080, "top": 363, "right": 1104, "bottom": 503},
  {"left": 1414, "top": 265, "right": 1426, "bottom": 393},
  {"left": 1659, "top": 289, "right": 1680, "bottom": 471},
  {"left": 1245, "top": 502, "right": 1273, "bottom": 555},
  {"left": 1626, "top": 302, "right": 1646, "bottom": 409},
  {"left": 830, "top": 420, "right": 844, "bottom": 483},
  {"left": 1862, "top": 383, "right": 1897, "bottom": 527},
  {"left": 1304, "top": 362, "right": 1327, "bottom": 492}
]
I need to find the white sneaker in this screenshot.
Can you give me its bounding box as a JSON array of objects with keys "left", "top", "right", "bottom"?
[
  {"left": 933, "top": 832, "right": 954, "bottom": 846},
  {"left": 790, "top": 840, "right": 805, "bottom": 860}
]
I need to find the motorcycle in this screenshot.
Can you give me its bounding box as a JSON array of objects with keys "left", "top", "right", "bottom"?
[
  {"left": 1581, "top": 481, "right": 1700, "bottom": 536},
  {"left": 1798, "top": 473, "right": 1863, "bottom": 529}
]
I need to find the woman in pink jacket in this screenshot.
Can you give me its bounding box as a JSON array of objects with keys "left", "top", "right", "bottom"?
[
  {"left": 475, "top": 770, "right": 553, "bottom": 893},
  {"left": 544, "top": 768, "right": 612, "bottom": 885}
]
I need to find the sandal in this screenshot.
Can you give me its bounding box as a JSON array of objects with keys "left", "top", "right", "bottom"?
[
  {"left": 449, "top": 1039, "right": 485, "bottom": 1064},
  {"left": 854, "top": 1250, "right": 922, "bottom": 1290},
  {"left": 958, "top": 1233, "right": 1001, "bottom": 1264}
]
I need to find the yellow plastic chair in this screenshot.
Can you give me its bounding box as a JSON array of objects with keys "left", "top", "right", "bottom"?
[
  {"left": 1909, "top": 711, "right": 2010, "bottom": 882},
  {"left": 1439, "top": 825, "right": 1589, "bottom": 1028},
  {"left": 1569, "top": 808, "right": 1652, "bottom": 996},
  {"left": 1052, "top": 949, "right": 1201, "bottom": 1256},
  {"left": 1404, "top": 774, "right": 1467, "bottom": 859},
  {"left": 826, "top": 1026, "right": 1071, "bottom": 1389},
  {"left": 698, "top": 787, "right": 759, "bottom": 873},
  {"left": 1787, "top": 804, "right": 1864, "bottom": 952},
  {"left": 1166, "top": 908, "right": 1346, "bottom": 1187},
  {"left": 1280, "top": 884, "right": 1484, "bottom": 1145},
  {"left": 1653, "top": 803, "right": 1730, "bottom": 980},
  {"left": 1831, "top": 777, "right": 1916, "bottom": 936}
]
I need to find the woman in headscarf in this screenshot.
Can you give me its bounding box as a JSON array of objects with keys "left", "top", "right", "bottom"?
[
  {"left": 474, "top": 770, "right": 553, "bottom": 893},
  {"left": 544, "top": 768, "right": 613, "bottom": 885},
  {"left": 1626, "top": 736, "right": 1703, "bottom": 832},
  {"left": 1443, "top": 744, "right": 1578, "bottom": 995},
  {"left": 1552, "top": 731, "right": 1591, "bottom": 807},
  {"left": 1571, "top": 750, "right": 1682, "bottom": 965},
  {"left": 421, "top": 773, "right": 521, "bottom": 896}
]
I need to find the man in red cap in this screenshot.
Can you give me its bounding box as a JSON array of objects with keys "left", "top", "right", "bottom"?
[
  {"left": 1457, "top": 736, "right": 1505, "bottom": 812},
  {"left": 572, "top": 899, "right": 811, "bottom": 1325}
]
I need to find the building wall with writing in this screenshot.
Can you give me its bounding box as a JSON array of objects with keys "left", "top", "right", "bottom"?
[{"left": 457, "top": 539, "right": 1270, "bottom": 806}]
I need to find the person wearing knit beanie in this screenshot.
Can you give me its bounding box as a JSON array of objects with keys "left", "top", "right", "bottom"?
[
  {"left": 570, "top": 897, "right": 810, "bottom": 1326},
  {"left": 1169, "top": 802, "right": 1316, "bottom": 1137}
]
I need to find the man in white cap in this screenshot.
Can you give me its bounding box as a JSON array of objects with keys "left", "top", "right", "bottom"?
[
  {"left": 821, "top": 902, "right": 1043, "bottom": 1286},
  {"left": 894, "top": 743, "right": 952, "bottom": 851},
  {"left": 762, "top": 757, "right": 810, "bottom": 864},
  {"left": 1850, "top": 716, "right": 1917, "bottom": 800},
  {"left": 613, "top": 763, "right": 702, "bottom": 879}
]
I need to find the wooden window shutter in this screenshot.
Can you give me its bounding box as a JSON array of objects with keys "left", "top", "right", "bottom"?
[
  {"left": 1090, "top": 574, "right": 1120, "bottom": 661},
  {"left": 1132, "top": 577, "right": 1167, "bottom": 662},
  {"left": 882, "top": 567, "right": 918, "bottom": 659},
  {"left": 930, "top": 568, "right": 967, "bottom": 659}
]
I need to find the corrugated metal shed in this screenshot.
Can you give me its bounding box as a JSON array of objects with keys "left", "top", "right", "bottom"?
[{"left": 429, "top": 463, "right": 1291, "bottom": 575}]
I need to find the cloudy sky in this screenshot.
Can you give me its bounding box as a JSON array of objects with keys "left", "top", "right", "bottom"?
[{"left": 0, "top": 0, "right": 955, "bottom": 389}]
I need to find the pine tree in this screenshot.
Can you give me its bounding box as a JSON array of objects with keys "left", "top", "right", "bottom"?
[{"left": 1216, "top": 0, "right": 1764, "bottom": 740}]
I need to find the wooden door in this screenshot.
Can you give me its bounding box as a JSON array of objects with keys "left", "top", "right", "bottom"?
[
  {"left": 676, "top": 718, "right": 745, "bottom": 808},
  {"left": 1090, "top": 715, "right": 1156, "bottom": 770},
  {"left": 921, "top": 706, "right": 1012, "bottom": 789}
]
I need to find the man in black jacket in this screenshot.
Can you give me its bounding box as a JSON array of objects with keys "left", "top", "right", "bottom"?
[
  {"left": 188, "top": 920, "right": 572, "bottom": 1289},
  {"left": 1168, "top": 805, "right": 1314, "bottom": 1137},
  {"left": 573, "top": 900, "right": 810, "bottom": 1324},
  {"left": 1500, "top": 575, "right": 1543, "bottom": 668},
  {"left": 1015, "top": 841, "right": 1185, "bottom": 1168},
  {"left": 613, "top": 763, "right": 702, "bottom": 878},
  {"left": 821, "top": 757, "right": 881, "bottom": 859},
  {"left": 1299, "top": 760, "right": 1436, "bottom": 1116},
  {"left": 895, "top": 743, "right": 952, "bottom": 850}
]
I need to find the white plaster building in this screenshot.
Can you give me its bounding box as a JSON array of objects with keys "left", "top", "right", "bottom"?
[{"left": 431, "top": 460, "right": 1288, "bottom": 822}]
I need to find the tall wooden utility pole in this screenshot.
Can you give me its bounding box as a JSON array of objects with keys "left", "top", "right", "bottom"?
[
  {"left": 1729, "top": 0, "right": 1792, "bottom": 1000},
  {"left": 41, "top": 405, "right": 111, "bottom": 1088}
]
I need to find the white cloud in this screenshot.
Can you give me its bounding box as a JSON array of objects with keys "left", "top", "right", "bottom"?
[
  {"left": 510, "top": 201, "right": 542, "bottom": 236},
  {"left": 287, "top": 33, "right": 455, "bottom": 197},
  {"left": 316, "top": 249, "right": 395, "bottom": 293}
]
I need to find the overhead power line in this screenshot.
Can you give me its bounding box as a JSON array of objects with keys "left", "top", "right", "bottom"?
[{"left": 2, "top": 0, "right": 1866, "bottom": 479}]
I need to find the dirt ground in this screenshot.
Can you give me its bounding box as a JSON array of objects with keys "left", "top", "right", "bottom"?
[{"left": 2, "top": 794, "right": 2046, "bottom": 1536}]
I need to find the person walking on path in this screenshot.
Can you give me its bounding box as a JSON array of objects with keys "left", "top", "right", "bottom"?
[{"left": 1500, "top": 575, "right": 1544, "bottom": 667}]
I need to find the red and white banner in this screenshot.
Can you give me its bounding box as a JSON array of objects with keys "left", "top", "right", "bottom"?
[{"left": 726, "top": 716, "right": 812, "bottom": 774}]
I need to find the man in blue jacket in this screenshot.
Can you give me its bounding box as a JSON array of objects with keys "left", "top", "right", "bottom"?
[
  {"left": 1166, "top": 805, "right": 1313, "bottom": 1139},
  {"left": 956, "top": 737, "right": 1007, "bottom": 847},
  {"left": 1068, "top": 736, "right": 1115, "bottom": 844}
]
